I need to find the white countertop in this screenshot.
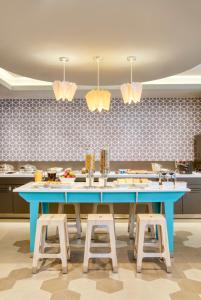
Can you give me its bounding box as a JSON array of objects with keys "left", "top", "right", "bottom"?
[
  {"left": 1, "top": 171, "right": 201, "bottom": 179},
  {"left": 13, "top": 181, "right": 190, "bottom": 193},
  {"left": 0, "top": 172, "right": 35, "bottom": 178}
]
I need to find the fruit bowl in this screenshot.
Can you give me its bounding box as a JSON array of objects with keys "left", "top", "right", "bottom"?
[{"left": 59, "top": 177, "right": 75, "bottom": 184}]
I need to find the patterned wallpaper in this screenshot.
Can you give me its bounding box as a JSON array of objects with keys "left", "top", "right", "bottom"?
[{"left": 0, "top": 97, "right": 201, "bottom": 161}]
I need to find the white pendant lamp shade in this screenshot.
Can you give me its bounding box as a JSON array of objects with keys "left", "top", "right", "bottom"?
[
  {"left": 53, "top": 57, "right": 77, "bottom": 101},
  {"left": 120, "top": 82, "right": 142, "bottom": 104},
  {"left": 53, "top": 80, "right": 77, "bottom": 101},
  {"left": 86, "top": 89, "right": 111, "bottom": 112},
  {"left": 85, "top": 56, "right": 111, "bottom": 112},
  {"left": 121, "top": 56, "right": 142, "bottom": 104}
]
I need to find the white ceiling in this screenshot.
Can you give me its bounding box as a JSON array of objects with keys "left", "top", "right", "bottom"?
[{"left": 0, "top": 0, "right": 201, "bottom": 87}]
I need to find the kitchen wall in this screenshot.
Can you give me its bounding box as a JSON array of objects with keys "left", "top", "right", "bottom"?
[{"left": 0, "top": 97, "right": 201, "bottom": 161}]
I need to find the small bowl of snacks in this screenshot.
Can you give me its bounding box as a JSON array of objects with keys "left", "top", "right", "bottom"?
[{"left": 59, "top": 169, "right": 76, "bottom": 184}]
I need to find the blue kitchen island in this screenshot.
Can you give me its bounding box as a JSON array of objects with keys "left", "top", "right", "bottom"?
[{"left": 14, "top": 182, "right": 190, "bottom": 253}]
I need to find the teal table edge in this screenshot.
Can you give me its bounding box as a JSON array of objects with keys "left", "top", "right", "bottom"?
[{"left": 19, "top": 191, "right": 185, "bottom": 253}]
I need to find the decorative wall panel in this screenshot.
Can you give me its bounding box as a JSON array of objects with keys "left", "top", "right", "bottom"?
[{"left": 0, "top": 97, "right": 201, "bottom": 161}]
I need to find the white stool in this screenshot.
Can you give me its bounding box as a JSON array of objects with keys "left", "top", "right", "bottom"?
[
  {"left": 134, "top": 214, "right": 171, "bottom": 273},
  {"left": 32, "top": 214, "right": 70, "bottom": 274},
  {"left": 83, "top": 214, "right": 118, "bottom": 273},
  {"left": 58, "top": 203, "right": 82, "bottom": 238},
  {"left": 92, "top": 203, "right": 115, "bottom": 238},
  {"left": 128, "top": 203, "right": 155, "bottom": 239}
]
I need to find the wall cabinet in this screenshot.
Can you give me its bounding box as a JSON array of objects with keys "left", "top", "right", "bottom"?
[
  {"left": 0, "top": 185, "right": 13, "bottom": 213},
  {"left": 12, "top": 185, "right": 29, "bottom": 213},
  {"left": 180, "top": 178, "right": 201, "bottom": 215},
  {"left": 183, "top": 191, "right": 201, "bottom": 214},
  {"left": 0, "top": 179, "right": 30, "bottom": 216},
  {"left": 183, "top": 178, "right": 201, "bottom": 214},
  {"left": 174, "top": 198, "right": 183, "bottom": 214}
]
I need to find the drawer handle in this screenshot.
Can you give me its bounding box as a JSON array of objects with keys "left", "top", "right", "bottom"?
[{"left": 0, "top": 186, "right": 12, "bottom": 192}]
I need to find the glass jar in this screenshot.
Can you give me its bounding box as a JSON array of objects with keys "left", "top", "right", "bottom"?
[
  {"left": 34, "top": 170, "right": 44, "bottom": 182},
  {"left": 100, "top": 148, "right": 110, "bottom": 175},
  {"left": 85, "top": 148, "right": 95, "bottom": 173},
  {"left": 47, "top": 169, "right": 57, "bottom": 181}
]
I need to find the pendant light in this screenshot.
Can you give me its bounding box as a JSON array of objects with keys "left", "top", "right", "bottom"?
[
  {"left": 85, "top": 56, "right": 111, "bottom": 112},
  {"left": 120, "top": 56, "right": 142, "bottom": 104},
  {"left": 53, "top": 57, "right": 77, "bottom": 101}
]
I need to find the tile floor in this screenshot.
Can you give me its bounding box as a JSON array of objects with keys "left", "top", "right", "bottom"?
[{"left": 0, "top": 219, "right": 201, "bottom": 300}]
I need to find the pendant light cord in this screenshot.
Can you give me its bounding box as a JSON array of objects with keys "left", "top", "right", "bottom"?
[
  {"left": 130, "top": 59, "right": 133, "bottom": 84},
  {"left": 63, "top": 60, "right": 66, "bottom": 82},
  {"left": 97, "top": 58, "right": 100, "bottom": 90}
]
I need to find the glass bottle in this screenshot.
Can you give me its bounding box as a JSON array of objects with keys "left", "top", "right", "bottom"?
[
  {"left": 85, "top": 148, "right": 95, "bottom": 187},
  {"left": 99, "top": 147, "right": 110, "bottom": 187}
]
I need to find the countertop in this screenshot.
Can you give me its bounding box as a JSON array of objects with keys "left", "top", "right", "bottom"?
[
  {"left": 1, "top": 171, "right": 201, "bottom": 179},
  {"left": 13, "top": 181, "right": 190, "bottom": 193}
]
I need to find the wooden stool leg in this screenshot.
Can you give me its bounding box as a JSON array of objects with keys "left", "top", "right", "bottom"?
[
  {"left": 56, "top": 204, "right": 65, "bottom": 237},
  {"left": 108, "top": 222, "right": 118, "bottom": 273},
  {"left": 92, "top": 203, "right": 98, "bottom": 214},
  {"left": 147, "top": 203, "right": 155, "bottom": 238},
  {"left": 32, "top": 222, "right": 42, "bottom": 274},
  {"left": 109, "top": 204, "right": 114, "bottom": 214},
  {"left": 136, "top": 222, "right": 145, "bottom": 273},
  {"left": 65, "top": 221, "right": 71, "bottom": 260},
  {"left": 160, "top": 203, "right": 163, "bottom": 214},
  {"left": 40, "top": 225, "right": 46, "bottom": 254},
  {"left": 74, "top": 204, "right": 82, "bottom": 238},
  {"left": 134, "top": 217, "right": 139, "bottom": 259},
  {"left": 129, "top": 203, "right": 136, "bottom": 239},
  {"left": 83, "top": 222, "right": 93, "bottom": 273},
  {"left": 161, "top": 222, "right": 171, "bottom": 273},
  {"left": 109, "top": 204, "right": 116, "bottom": 236},
  {"left": 58, "top": 203, "right": 65, "bottom": 214},
  {"left": 128, "top": 203, "right": 131, "bottom": 232},
  {"left": 58, "top": 222, "right": 68, "bottom": 274},
  {"left": 157, "top": 225, "right": 163, "bottom": 253},
  {"left": 147, "top": 203, "right": 153, "bottom": 213},
  {"left": 91, "top": 205, "right": 98, "bottom": 239}
]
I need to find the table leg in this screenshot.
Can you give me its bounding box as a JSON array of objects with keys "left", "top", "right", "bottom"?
[
  {"left": 164, "top": 201, "right": 174, "bottom": 254},
  {"left": 30, "top": 201, "right": 39, "bottom": 253},
  {"left": 151, "top": 202, "right": 161, "bottom": 239}
]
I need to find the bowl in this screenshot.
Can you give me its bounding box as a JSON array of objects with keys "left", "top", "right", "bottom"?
[{"left": 59, "top": 177, "right": 75, "bottom": 184}]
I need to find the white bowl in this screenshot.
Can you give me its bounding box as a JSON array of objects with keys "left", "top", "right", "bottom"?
[{"left": 59, "top": 177, "right": 75, "bottom": 184}]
